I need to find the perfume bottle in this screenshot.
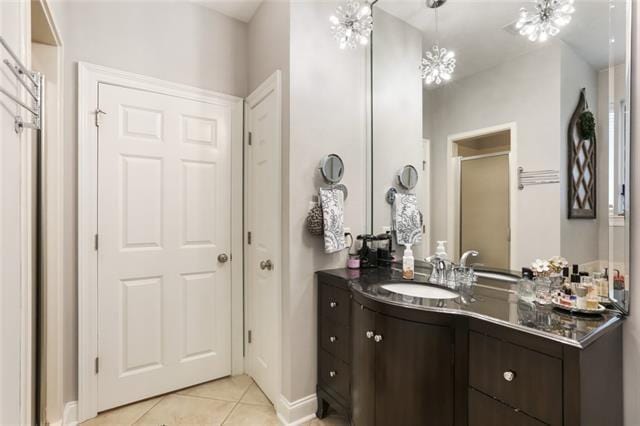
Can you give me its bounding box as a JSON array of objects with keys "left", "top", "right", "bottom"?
[{"left": 517, "top": 269, "right": 535, "bottom": 303}]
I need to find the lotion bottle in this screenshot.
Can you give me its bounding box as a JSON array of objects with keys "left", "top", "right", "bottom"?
[{"left": 402, "top": 245, "right": 415, "bottom": 280}]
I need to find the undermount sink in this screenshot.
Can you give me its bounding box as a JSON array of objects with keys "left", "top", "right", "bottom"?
[{"left": 380, "top": 283, "right": 459, "bottom": 300}]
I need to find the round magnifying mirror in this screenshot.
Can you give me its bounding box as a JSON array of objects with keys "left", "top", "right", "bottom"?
[
  {"left": 398, "top": 165, "right": 419, "bottom": 190},
  {"left": 320, "top": 154, "right": 345, "bottom": 184}
]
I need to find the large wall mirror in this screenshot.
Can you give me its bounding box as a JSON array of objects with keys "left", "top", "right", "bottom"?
[{"left": 367, "top": 0, "right": 632, "bottom": 312}]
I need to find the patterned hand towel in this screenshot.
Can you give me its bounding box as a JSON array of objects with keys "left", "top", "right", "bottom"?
[
  {"left": 319, "top": 188, "right": 346, "bottom": 253},
  {"left": 393, "top": 193, "right": 422, "bottom": 246}
]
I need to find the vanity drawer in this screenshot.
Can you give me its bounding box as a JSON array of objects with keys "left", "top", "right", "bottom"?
[
  {"left": 320, "top": 319, "right": 350, "bottom": 363},
  {"left": 469, "top": 331, "right": 562, "bottom": 425},
  {"left": 319, "top": 284, "right": 350, "bottom": 325},
  {"left": 469, "top": 388, "right": 546, "bottom": 426},
  {"left": 319, "top": 349, "right": 350, "bottom": 401}
]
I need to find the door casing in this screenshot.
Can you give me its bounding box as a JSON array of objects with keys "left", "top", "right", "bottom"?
[
  {"left": 77, "top": 62, "right": 244, "bottom": 422},
  {"left": 446, "top": 123, "right": 518, "bottom": 270}
]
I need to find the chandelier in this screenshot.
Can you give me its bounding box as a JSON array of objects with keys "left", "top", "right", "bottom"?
[
  {"left": 329, "top": 0, "right": 373, "bottom": 49},
  {"left": 516, "top": 0, "right": 576, "bottom": 42},
  {"left": 420, "top": 0, "right": 456, "bottom": 85}
]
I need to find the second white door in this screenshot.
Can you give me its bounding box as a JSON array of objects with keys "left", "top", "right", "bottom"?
[
  {"left": 245, "top": 72, "right": 282, "bottom": 405},
  {"left": 97, "top": 83, "right": 233, "bottom": 411}
]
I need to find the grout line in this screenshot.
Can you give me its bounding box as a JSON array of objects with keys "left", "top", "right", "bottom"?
[
  {"left": 220, "top": 382, "right": 253, "bottom": 425},
  {"left": 173, "top": 393, "right": 240, "bottom": 404},
  {"left": 127, "top": 395, "right": 165, "bottom": 425}
]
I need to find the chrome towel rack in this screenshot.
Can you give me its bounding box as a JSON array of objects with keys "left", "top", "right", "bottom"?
[
  {"left": 0, "top": 35, "right": 43, "bottom": 133},
  {"left": 518, "top": 167, "right": 560, "bottom": 190}
]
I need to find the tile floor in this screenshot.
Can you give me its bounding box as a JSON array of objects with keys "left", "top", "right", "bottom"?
[{"left": 82, "top": 374, "right": 348, "bottom": 426}]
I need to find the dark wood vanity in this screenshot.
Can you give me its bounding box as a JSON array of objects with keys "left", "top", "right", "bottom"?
[{"left": 316, "top": 269, "right": 623, "bottom": 426}]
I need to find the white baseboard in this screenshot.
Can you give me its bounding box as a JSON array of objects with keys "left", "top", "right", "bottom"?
[
  {"left": 276, "top": 393, "right": 317, "bottom": 425},
  {"left": 57, "top": 401, "right": 78, "bottom": 426}
]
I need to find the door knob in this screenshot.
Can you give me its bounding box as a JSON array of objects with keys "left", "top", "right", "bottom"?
[
  {"left": 365, "top": 331, "right": 374, "bottom": 339},
  {"left": 260, "top": 259, "right": 273, "bottom": 271},
  {"left": 218, "top": 253, "right": 229, "bottom": 263},
  {"left": 374, "top": 334, "right": 383, "bottom": 343},
  {"left": 503, "top": 370, "right": 516, "bottom": 382}
]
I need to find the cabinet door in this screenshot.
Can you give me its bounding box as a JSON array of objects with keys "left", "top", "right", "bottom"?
[
  {"left": 375, "top": 313, "right": 454, "bottom": 426},
  {"left": 351, "top": 301, "right": 376, "bottom": 426}
]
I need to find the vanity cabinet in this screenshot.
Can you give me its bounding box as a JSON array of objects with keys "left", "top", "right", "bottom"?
[
  {"left": 351, "top": 301, "right": 455, "bottom": 426},
  {"left": 316, "top": 278, "right": 352, "bottom": 419},
  {"left": 315, "top": 271, "right": 623, "bottom": 426}
]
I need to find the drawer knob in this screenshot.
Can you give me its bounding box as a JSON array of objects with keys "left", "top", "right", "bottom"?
[
  {"left": 503, "top": 371, "right": 516, "bottom": 382},
  {"left": 329, "top": 370, "right": 337, "bottom": 378},
  {"left": 365, "top": 331, "right": 374, "bottom": 339},
  {"left": 329, "top": 301, "right": 337, "bottom": 308},
  {"left": 374, "top": 334, "right": 383, "bottom": 343},
  {"left": 329, "top": 336, "right": 337, "bottom": 343}
]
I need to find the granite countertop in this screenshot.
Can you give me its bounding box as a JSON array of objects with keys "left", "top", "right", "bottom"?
[{"left": 317, "top": 267, "right": 624, "bottom": 348}]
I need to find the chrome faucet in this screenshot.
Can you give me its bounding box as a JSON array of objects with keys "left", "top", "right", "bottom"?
[
  {"left": 460, "top": 250, "right": 479, "bottom": 267},
  {"left": 425, "top": 250, "right": 480, "bottom": 289}
]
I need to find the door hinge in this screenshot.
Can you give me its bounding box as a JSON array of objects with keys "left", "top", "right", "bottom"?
[
  {"left": 248, "top": 132, "right": 253, "bottom": 146},
  {"left": 248, "top": 330, "right": 252, "bottom": 344},
  {"left": 95, "top": 108, "right": 107, "bottom": 127},
  {"left": 248, "top": 231, "right": 252, "bottom": 245},
  {"left": 95, "top": 357, "right": 100, "bottom": 374},
  {"left": 94, "top": 234, "right": 99, "bottom": 251}
]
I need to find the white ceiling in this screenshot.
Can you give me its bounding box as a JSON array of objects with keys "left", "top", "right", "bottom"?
[
  {"left": 376, "top": 0, "right": 627, "bottom": 81},
  {"left": 194, "top": 0, "right": 263, "bottom": 23}
]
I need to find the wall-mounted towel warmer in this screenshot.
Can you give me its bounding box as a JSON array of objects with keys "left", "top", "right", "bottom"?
[{"left": 0, "top": 36, "right": 43, "bottom": 133}]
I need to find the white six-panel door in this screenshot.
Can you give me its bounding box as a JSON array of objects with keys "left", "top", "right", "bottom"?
[
  {"left": 97, "top": 83, "right": 232, "bottom": 411},
  {"left": 245, "top": 72, "right": 281, "bottom": 405}
]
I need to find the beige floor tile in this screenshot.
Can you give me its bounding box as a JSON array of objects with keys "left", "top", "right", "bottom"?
[
  {"left": 81, "top": 397, "right": 162, "bottom": 426},
  {"left": 178, "top": 375, "right": 253, "bottom": 402},
  {"left": 133, "top": 394, "right": 235, "bottom": 426},
  {"left": 222, "top": 403, "right": 279, "bottom": 425},
  {"left": 239, "top": 383, "right": 272, "bottom": 406},
  {"left": 306, "top": 413, "right": 349, "bottom": 426}
]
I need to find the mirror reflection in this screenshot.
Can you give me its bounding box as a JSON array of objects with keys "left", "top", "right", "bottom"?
[{"left": 369, "top": 0, "right": 630, "bottom": 311}]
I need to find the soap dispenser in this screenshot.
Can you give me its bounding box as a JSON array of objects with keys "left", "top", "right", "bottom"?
[
  {"left": 435, "top": 241, "right": 449, "bottom": 259},
  {"left": 402, "top": 245, "right": 415, "bottom": 280}
]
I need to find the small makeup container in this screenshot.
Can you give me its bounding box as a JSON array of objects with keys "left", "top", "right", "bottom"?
[
  {"left": 575, "top": 286, "right": 588, "bottom": 309},
  {"left": 345, "top": 233, "right": 360, "bottom": 269}
]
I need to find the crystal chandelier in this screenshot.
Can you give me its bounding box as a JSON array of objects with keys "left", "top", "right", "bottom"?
[
  {"left": 329, "top": 0, "right": 373, "bottom": 49},
  {"left": 420, "top": 45, "right": 456, "bottom": 85},
  {"left": 420, "top": 1, "right": 456, "bottom": 85},
  {"left": 516, "top": 0, "right": 576, "bottom": 42}
]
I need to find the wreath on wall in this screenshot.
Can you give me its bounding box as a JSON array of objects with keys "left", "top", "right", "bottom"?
[{"left": 579, "top": 110, "right": 596, "bottom": 140}]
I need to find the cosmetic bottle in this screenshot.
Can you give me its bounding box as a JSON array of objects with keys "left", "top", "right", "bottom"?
[{"left": 402, "top": 245, "right": 415, "bottom": 280}]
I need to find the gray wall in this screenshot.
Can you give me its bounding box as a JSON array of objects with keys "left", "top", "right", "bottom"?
[
  {"left": 286, "top": 0, "right": 368, "bottom": 402},
  {"left": 49, "top": 0, "right": 249, "bottom": 405}
]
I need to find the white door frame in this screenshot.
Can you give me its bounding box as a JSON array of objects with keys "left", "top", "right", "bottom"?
[
  {"left": 446, "top": 122, "right": 518, "bottom": 270},
  {"left": 243, "top": 71, "right": 282, "bottom": 409},
  {"left": 77, "top": 62, "right": 244, "bottom": 422}
]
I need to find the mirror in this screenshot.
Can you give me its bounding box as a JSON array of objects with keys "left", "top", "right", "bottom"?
[
  {"left": 398, "top": 165, "right": 419, "bottom": 190},
  {"left": 320, "top": 154, "right": 345, "bottom": 184},
  {"left": 368, "top": 0, "right": 631, "bottom": 312}
]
